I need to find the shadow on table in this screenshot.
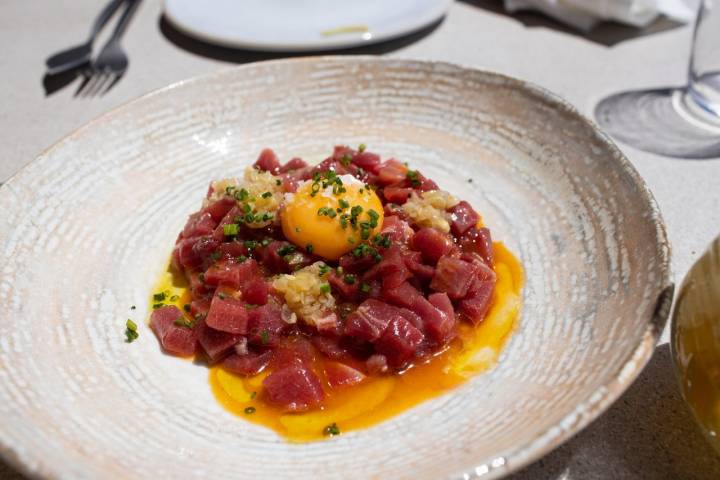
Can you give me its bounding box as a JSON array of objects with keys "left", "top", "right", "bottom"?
[
  {"left": 509, "top": 344, "right": 720, "bottom": 480},
  {"left": 458, "top": 0, "right": 685, "bottom": 47},
  {"left": 158, "top": 14, "right": 443, "bottom": 64}
]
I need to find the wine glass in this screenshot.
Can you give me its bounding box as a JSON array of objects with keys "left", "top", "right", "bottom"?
[{"left": 595, "top": 0, "right": 720, "bottom": 159}]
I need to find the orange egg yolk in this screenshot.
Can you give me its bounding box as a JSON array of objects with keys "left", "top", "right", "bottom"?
[{"left": 281, "top": 177, "right": 384, "bottom": 260}]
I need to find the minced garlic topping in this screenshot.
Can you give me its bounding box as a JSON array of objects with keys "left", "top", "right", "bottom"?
[
  {"left": 205, "top": 167, "right": 284, "bottom": 228},
  {"left": 402, "top": 190, "right": 459, "bottom": 232},
  {"left": 272, "top": 262, "right": 336, "bottom": 327}
]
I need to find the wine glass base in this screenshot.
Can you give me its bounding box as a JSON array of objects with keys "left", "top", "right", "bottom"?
[{"left": 595, "top": 88, "right": 720, "bottom": 159}]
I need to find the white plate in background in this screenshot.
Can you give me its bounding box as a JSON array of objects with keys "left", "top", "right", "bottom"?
[{"left": 163, "top": 0, "right": 452, "bottom": 51}]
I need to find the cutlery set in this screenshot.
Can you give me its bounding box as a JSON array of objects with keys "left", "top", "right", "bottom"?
[{"left": 45, "top": 0, "right": 141, "bottom": 96}]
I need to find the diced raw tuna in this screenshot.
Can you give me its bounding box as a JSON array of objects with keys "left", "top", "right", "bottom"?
[
  {"left": 187, "top": 270, "right": 213, "bottom": 299},
  {"left": 243, "top": 278, "right": 269, "bottom": 305},
  {"left": 183, "top": 212, "right": 217, "bottom": 239},
  {"left": 190, "top": 299, "right": 210, "bottom": 317},
  {"left": 403, "top": 251, "right": 435, "bottom": 279},
  {"left": 377, "top": 159, "right": 408, "bottom": 186},
  {"left": 204, "top": 259, "right": 241, "bottom": 289},
  {"left": 459, "top": 267, "right": 496, "bottom": 324},
  {"left": 366, "top": 354, "right": 389, "bottom": 374},
  {"left": 279, "top": 157, "right": 308, "bottom": 173},
  {"left": 254, "top": 148, "right": 281, "bottom": 174},
  {"left": 263, "top": 361, "right": 325, "bottom": 412},
  {"left": 328, "top": 270, "right": 359, "bottom": 300},
  {"left": 344, "top": 299, "right": 399, "bottom": 342},
  {"left": 150, "top": 305, "right": 197, "bottom": 356},
  {"left": 382, "top": 281, "right": 423, "bottom": 309},
  {"left": 215, "top": 241, "right": 249, "bottom": 260},
  {"left": 247, "top": 302, "right": 286, "bottom": 346},
  {"left": 397, "top": 307, "right": 424, "bottom": 331},
  {"left": 373, "top": 247, "right": 411, "bottom": 289},
  {"left": 203, "top": 197, "right": 236, "bottom": 222},
  {"left": 205, "top": 292, "right": 249, "bottom": 334},
  {"left": 324, "top": 362, "right": 366, "bottom": 388},
  {"left": 256, "top": 240, "right": 292, "bottom": 273},
  {"left": 196, "top": 318, "right": 240, "bottom": 361},
  {"left": 176, "top": 236, "right": 220, "bottom": 270},
  {"left": 381, "top": 216, "right": 414, "bottom": 244},
  {"left": 311, "top": 336, "right": 351, "bottom": 360},
  {"left": 412, "top": 227, "right": 454, "bottom": 264},
  {"left": 460, "top": 227, "right": 494, "bottom": 266},
  {"left": 425, "top": 293, "right": 456, "bottom": 344},
  {"left": 449, "top": 201, "right": 480, "bottom": 237},
  {"left": 212, "top": 205, "right": 243, "bottom": 241},
  {"left": 383, "top": 186, "right": 412, "bottom": 204},
  {"left": 222, "top": 350, "right": 272, "bottom": 376},
  {"left": 339, "top": 251, "right": 378, "bottom": 273},
  {"left": 430, "top": 256, "right": 479, "bottom": 299},
  {"left": 375, "top": 317, "right": 424, "bottom": 368},
  {"left": 331, "top": 145, "right": 356, "bottom": 161},
  {"left": 352, "top": 151, "right": 381, "bottom": 174},
  {"left": 272, "top": 336, "right": 316, "bottom": 368}
]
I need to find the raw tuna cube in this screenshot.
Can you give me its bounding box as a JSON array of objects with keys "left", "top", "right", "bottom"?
[
  {"left": 204, "top": 259, "right": 242, "bottom": 289},
  {"left": 215, "top": 241, "right": 249, "bottom": 260},
  {"left": 272, "top": 336, "right": 316, "bottom": 368},
  {"left": 383, "top": 186, "right": 412, "bottom": 204},
  {"left": 382, "top": 282, "right": 423, "bottom": 310},
  {"left": 412, "top": 227, "right": 454, "bottom": 264},
  {"left": 377, "top": 159, "right": 408, "bottom": 185},
  {"left": 222, "top": 350, "right": 272, "bottom": 376},
  {"left": 254, "top": 148, "right": 281, "bottom": 174},
  {"left": 311, "top": 336, "right": 351, "bottom": 360},
  {"left": 263, "top": 361, "right": 325, "bottom": 412},
  {"left": 328, "top": 270, "right": 360, "bottom": 300},
  {"left": 430, "top": 256, "right": 479, "bottom": 299},
  {"left": 460, "top": 227, "right": 494, "bottom": 267},
  {"left": 176, "top": 236, "right": 220, "bottom": 270},
  {"left": 196, "top": 318, "right": 240, "bottom": 361},
  {"left": 324, "top": 362, "right": 366, "bottom": 388},
  {"left": 381, "top": 216, "right": 414, "bottom": 244},
  {"left": 403, "top": 251, "right": 436, "bottom": 279},
  {"left": 243, "top": 279, "right": 269, "bottom": 305},
  {"left": 183, "top": 212, "right": 217, "bottom": 239},
  {"left": 375, "top": 317, "right": 424, "bottom": 368},
  {"left": 379, "top": 247, "right": 412, "bottom": 289},
  {"left": 426, "top": 293, "right": 457, "bottom": 344},
  {"left": 150, "top": 305, "right": 197, "bottom": 356},
  {"left": 344, "top": 299, "right": 399, "bottom": 342},
  {"left": 352, "top": 151, "right": 381, "bottom": 174},
  {"left": 203, "top": 197, "right": 236, "bottom": 222},
  {"left": 247, "top": 302, "right": 286, "bottom": 346},
  {"left": 279, "top": 157, "right": 308, "bottom": 173},
  {"left": 449, "top": 201, "right": 480, "bottom": 237},
  {"left": 205, "top": 292, "right": 249, "bottom": 334},
  {"left": 459, "top": 278, "right": 496, "bottom": 325}
]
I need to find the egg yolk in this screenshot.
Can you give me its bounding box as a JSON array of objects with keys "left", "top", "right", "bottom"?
[{"left": 281, "top": 176, "right": 384, "bottom": 260}]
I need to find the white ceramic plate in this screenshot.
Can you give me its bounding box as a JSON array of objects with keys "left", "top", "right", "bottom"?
[
  {"left": 163, "top": 0, "right": 452, "bottom": 51},
  {"left": 0, "top": 57, "right": 672, "bottom": 479}
]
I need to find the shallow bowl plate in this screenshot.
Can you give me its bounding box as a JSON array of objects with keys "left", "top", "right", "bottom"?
[
  {"left": 163, "top": 0, "right": 452, "bottom": 52},
  {"left": 0, "top": 57, "right": 671, "bottom": 479}
]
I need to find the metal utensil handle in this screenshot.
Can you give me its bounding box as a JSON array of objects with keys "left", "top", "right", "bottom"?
[
  {"left": 88, "top": 0, "right": 127, "bottom": 41},
  {"left": 107, "top": 0, "right": 142, "bottom": 43}
]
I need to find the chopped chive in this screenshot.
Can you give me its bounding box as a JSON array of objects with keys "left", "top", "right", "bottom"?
[
  {"left": 343, "top": 274, "right": 356, "bottom": 285},
  {"left": 236, "top": 255, "right": 247, "bottom": 262},
  {"left": 406, "top": 170, "right": 421, "bottom": 187},
  {"left": 278, "top": 245, "right": 296, "bottom": 256},
  {"left": 360, "top": 282, "right": 371, "bottom": 293},
  {"left": 152, "top": 303, "right": 163, "bottom": 309},
  {"left": 170, "top": 294, "right": 179, "bottom": 301},
  {"left": 358, "top": 143, "right": 366, "bottom": 152},
  {"left": 340, "top": 154, "right": 352, "bottom": 166},
  {"left": 339, "top": 199, "right": 350, "bottom": 209},
  {"left": 323, "top": 422, "right": 341, "bottom": 436},
  {"left": 218, "top": 292, "right": 227, "bottom": 300},
  {"left": 318, "top": 264, "right": 329, "bottom": 276},
  {"left": 174, "top": 316, "right": 195, "bottom": 329},
  {"left": 244, "top": 240, "right": 258, "bottom": 250},
  {"left": 261, "top": 191, "right": 272, "bottom": 198},
  {"left": 130, "top": 305, "right": 136, "bottom": 310},
  {"left": 183, "top": 304, "right": 191, "bottom": 312},
  {"left": 260, "top": 330, "right": 270, "bottom": 345},
  {"left": 250, "top": 391, "right": 257, "bottom": 399},
  {"left": 320, "top": 283, "right": 331, "bottom": 294},
  {"left": 153, "top": 292, "right": 166, "bottom": 302},
  {"left": 244, "top": 406, "right": 256, "bottom": 414},
  {"left": 125, "top": 319, "right": 139, "bottom": 343},
  {"left": 306, "top": 244, "right": 314, "bottom": 254},
  {"left": 223, "top": 224, "right": 239, "bottom": 236}
]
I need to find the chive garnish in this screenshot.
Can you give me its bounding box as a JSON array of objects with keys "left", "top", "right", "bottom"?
[
  {"left": 244, "top": 406, "right": 256, "bottom": 415},
  {"left": 320, "top": 283, "right": 331, "bottom": 294},
  {"left": 323, "top": 423, "right": 340, "bottom": 436},
  {"left": 125, "top": 319, "right": 139, "bottom": 343}
]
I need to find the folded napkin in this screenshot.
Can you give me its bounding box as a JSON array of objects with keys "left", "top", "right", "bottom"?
[{"left": 504, "top": 0, "right": 695, "bottom": 31}]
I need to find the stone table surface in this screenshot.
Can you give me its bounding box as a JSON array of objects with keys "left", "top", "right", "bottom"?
[{"left": 1, "top": 0, "right": 719, "bottom": 478}]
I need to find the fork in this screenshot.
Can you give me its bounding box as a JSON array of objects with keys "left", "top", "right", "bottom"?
[
  {"left": 77, "top": 0, "right": 142, "bottom": 96},
  {"left": 45, "top": 0, "right": 126, "bottom": 75}
]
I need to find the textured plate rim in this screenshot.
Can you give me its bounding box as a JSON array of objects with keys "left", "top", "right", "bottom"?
[
  {"left": 161, "top": 0, "right": 453, "bottom": 52},
  {"left": 0, "top": 56, "right": 673, "bottom": 480}
]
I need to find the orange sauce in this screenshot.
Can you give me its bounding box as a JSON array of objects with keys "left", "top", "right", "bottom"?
[{"left": 152, "top": 243, "right": 523, "bottom": 441}]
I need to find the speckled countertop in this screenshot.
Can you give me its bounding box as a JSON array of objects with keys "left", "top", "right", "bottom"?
[{"left": 1, "top": 0, "right": 719, "bottom": 478}]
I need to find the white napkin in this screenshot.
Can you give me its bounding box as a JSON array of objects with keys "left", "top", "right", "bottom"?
[{"left": 504, "top": 0, "right": 695, "bottom": 31}]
